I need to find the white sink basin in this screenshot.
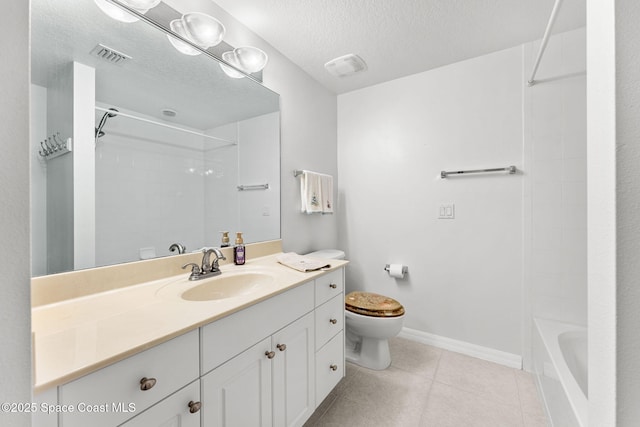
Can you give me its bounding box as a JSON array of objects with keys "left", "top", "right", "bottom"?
[{"left": 179, "top": 272, "right": 275, "bottom": 301}]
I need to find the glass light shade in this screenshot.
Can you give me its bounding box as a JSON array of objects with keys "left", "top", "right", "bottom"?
[
  {"left": 235, "top": 46, "right": 268, "bottom": 73},
  {"left": 220, "top": 51, "right": 246, "bottom": 79},
  {"left": 181, "top": 12, "right": 226, "bottom": 47},
  {"left": 94, "top": 0, "right": 140, "bottom": 23},
  {"left": 167, "top": 19, "right": 202, "bottom": 56}
]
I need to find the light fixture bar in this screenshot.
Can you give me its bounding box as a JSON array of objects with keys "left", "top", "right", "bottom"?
[{"left": 104, "top": 0, "right": 262, "bottom": 84}]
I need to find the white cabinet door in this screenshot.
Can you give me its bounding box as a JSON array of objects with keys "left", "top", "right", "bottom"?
[
  {"left": 272, "top": 312, "right": 315, "bottom": 427},
  {"left": 119, "top": 381, "right": 201, "bottom": 427},
  {"left": 202, "top": 337, "right": 273, "bottom": 427}
]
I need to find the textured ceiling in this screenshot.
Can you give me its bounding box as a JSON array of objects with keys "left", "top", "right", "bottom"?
[{"left": 211, "top": 0, "right": 586, "bottom": 94}]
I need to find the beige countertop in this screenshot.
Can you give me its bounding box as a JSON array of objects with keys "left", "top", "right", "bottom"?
[{"left": 32, "top": 253, "right": 347, "bottom": 393}]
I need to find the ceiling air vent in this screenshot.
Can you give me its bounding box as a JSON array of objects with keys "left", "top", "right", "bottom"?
[{"left": 90, "top": 44, "right": 132, "bottom": 65}]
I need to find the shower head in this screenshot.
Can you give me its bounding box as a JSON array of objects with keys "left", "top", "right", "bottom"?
[{"left": 95, "top": 108, "right": 119, "bottom": 139}]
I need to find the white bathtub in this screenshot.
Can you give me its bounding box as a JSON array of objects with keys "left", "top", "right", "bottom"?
[{"left": 533, "top": 318, "right": 588, "bottom": 427}]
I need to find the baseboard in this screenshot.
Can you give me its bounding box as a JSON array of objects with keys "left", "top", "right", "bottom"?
[{"left": 398, "top": 327, "right": 523, "bottom": 369}]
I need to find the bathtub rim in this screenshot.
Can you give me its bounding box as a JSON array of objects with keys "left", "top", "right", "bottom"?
[{"left": 534, "top": 317, "right": 588, "bottom": 427}]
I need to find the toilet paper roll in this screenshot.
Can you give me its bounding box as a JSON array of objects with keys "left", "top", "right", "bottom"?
[{"left": 388, "top": 264, "right": 406, "bottom": 279}]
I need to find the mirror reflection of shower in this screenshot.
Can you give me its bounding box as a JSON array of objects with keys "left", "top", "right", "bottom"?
[{"left": 95, "top": 107, "right": 119, "bottom": 141}]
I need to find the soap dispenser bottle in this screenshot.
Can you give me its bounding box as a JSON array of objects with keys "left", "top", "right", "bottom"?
[
  {"left": 220, "top": 231, "right": 230, "bottom": 248},
  {"left": 233, "top": 232, "right": 245, "bottom": 265}
]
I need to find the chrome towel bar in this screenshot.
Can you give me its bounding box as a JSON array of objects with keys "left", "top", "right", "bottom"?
[
  {"left": 237, "top": 184, "right": 269, "bottom": 191},
  {"left": 440, "top": 166, "right": 517, "bottom": 179}
]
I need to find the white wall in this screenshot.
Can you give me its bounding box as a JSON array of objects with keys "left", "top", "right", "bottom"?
[
  {"left": 165, "top": 0, "right": 339, "bottom": 254},
  {"left": 338, "top": 47, "right": 523, "bottom": 355},
  {"left": 0, "top": 0, "right": 31, "bottom": 425},
  {"left": 46, "top": 63, "right": 74, "bottom": 274},
  {"left": 522, "top": 28, "right": 587, "bottom": 369},
  {"left": 588, "top": 1, "right": 640, "bottom": 425},
  {"left": 31, "top": 85, "right": 48, "bottom": 276}
]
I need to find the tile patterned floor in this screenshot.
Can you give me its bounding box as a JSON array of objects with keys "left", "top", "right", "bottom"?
[{"left": 304, "top": 337, "right": 548, "bottom": 427}]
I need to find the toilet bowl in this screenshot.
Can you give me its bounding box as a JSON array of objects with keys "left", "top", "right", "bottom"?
[{"left": 306, "top": 249, "right": 405, "bottom": 370}]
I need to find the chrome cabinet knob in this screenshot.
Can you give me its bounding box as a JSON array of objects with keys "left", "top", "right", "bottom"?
[
  {"left": 265, "top": 350, "right": 276, "bottom": 359},
  {"left": 139, "top": 377, "right": 157, "bottom": 391},
  {"left": 276, "top": 343, "right": 287, "bottom": 352},
  {"left": 330, "top": 364, "right": 338, "bottom": 371},
  {"left": 188, "top": 401, "right": 202, "bottom": 414},
  {"left": 329, "top": 283, "right": 337, "bottom": 289},
  {"left": 329, "top": 318, "right": 337, "bottom": 324}
]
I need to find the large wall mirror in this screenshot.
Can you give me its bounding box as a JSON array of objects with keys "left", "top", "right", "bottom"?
[{"left": 31, "top": 0, "right": 281, "bottom": 276}]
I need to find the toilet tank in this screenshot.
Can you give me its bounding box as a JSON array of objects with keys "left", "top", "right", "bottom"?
[{"left": 305, "top": 249, "right": 345, "bottom": 260}]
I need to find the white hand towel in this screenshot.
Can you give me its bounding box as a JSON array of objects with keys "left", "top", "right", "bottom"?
[
  {"left": 277, "top": 252, "right": 331, "bottom": 272},
  {"left": 320, "top": 173, "right": 334, "bottom": 214},
  {"left": 300, "top": 170, "right": 324, "bottom": 214}
]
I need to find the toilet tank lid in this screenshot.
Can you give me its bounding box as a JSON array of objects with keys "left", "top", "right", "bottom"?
[{"left": 305, "top": 249, "right": 345, "bottom": 260}]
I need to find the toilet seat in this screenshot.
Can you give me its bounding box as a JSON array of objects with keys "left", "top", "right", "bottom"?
[{"left": 345, "top": 292, "right": 405, "bottom": 318}]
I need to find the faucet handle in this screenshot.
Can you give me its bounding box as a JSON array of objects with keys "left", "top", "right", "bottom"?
[
  {"left": 182, "top": 262, "right": 201, "bottom": 279},
  {"left": 211, "top": 248, "right": 226, "bottom": 271}
]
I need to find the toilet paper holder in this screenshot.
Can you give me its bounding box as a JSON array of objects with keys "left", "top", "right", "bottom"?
[{"left": 384, "top": 264, "right": 408, "bottom": 275}]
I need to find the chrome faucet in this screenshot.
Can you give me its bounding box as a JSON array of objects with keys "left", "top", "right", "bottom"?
[
  {"left": 182, "top": 248, "right": 226, "bottom": 281},
  {"left": 202, "top": 248, "right": 226, "bottom": 273}
]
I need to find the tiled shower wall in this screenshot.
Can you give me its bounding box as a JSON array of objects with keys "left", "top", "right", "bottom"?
[{"left": 522, "top": 28, "right": 587, "bottom": 368}]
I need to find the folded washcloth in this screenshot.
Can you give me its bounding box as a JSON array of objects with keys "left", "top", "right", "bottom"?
[
  {"left": 320, "top": 173, "right": 334, "bottom": 214},
  {"left": 300, "top": 170, "right": 324, "bottom": 214},
  {"left": 277, "top": 252, "right": 331, "bottom": 272}
]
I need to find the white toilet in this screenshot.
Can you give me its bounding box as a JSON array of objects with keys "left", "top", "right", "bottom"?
[{"left": 306, "top": 249, "right": 405, "bottom": 370}]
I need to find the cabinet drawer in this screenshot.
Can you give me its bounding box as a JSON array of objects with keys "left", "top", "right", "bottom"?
[
  {"left": 201, "top": 281, "right": 314, "bottom": 374},
  {"left": 315, "top": 294, "right": 344, "bottom": 350},
  {"left": 120, "top": 380, "right": 201, "bottom": 427},
  {"left": 315, "top": 331, "right": 344, "bottom": 406},
  {"left": 60, "top": 329, "right": 199, "bottom": 427},
  {"left": 314, "top": 269, "right": 343, "bottom": 307}
]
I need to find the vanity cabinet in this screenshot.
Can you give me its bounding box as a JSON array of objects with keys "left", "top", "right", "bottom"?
[
  {"left": 313, "top": 269, "right": 345, "bottom": 406},
  {"left": 202, "top": 313, "right": 314, "bottom": 427},
  {"left": 200, "top": 281, "right": 316, "bottom": 427},
  {"left": 38, "top": 266, "right": 346, "bottom": 427}
]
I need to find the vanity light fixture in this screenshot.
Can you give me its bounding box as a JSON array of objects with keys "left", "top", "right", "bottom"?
[
  {"left": 220, "top": 51, "right": 246, "bottom": 78},
  {"left": 167, "top": 12, "right": 226, "bottom": 56},
  {"left": 324, "top": 53, "right": 368, "bottom": 77},
  {"left": 220, "top": 47, "right": 268, "bottom": 78},
  {"left": 181, "top": 13, "right": 225, "bottom": 47},
  {"left": 94, "top": 0, "right": 160, "bottom": 23},
  {"left": 167, "top": 18, "right": 204, "bottom": 56},
  {"left": 235, "top": 47, "right": 269, "bottom": 73}
]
